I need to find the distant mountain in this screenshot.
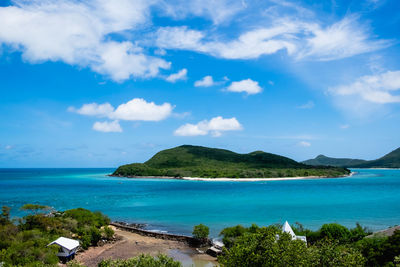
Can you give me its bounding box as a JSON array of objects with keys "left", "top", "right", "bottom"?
[
  {"left": 113, "top": 145, "right": 349, "bottom": 178},
  {"left": 303, "top": 147, "right": 400, "bottom": 168},
  {"left": 353, "top": 147, "right": 400, "bottom": 168},
  {"left": 302, "top": 155, "right": 367, "bottom": 167}
]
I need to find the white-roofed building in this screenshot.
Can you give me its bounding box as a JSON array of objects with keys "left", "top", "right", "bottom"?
[
  {"left": 282, "top": 221, "right": 307, "bottom": 243},
  {"left": 48, "top": 237, "right": 79, "bottom": 260}
]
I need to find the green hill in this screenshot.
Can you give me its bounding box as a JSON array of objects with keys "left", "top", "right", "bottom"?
[
  {"left": 302, "top": 155, "right": 367, "bottom": 167},
  {"left": 113, "top": 145, "right": 350, "bottom": 178},
  {"left": 353, "top": 147, "right": 400, "bottom": 168}
]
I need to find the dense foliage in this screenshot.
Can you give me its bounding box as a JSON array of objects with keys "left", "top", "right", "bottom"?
[
  {"left": 192, "top": 224, "right": 209, "bottom": 240},
  {"left": 113, "top": 145, "right": 350, "bottom": 178},
  {"left": 219, "top": 223, "right": 400, "bottom": 267},
  {"left": 0, "top": 205, "right": 113, "bottom": 266},
  {"left": 98, "top": 254, "right": 181, "bottom": 267}
]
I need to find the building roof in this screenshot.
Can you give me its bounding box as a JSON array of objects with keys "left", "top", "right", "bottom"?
[
  {"left": 282, "top": 221, "right": 296, "bottom": 239},
  {"left": 48, "top": 237, "right": 79, "bottom": 250}
]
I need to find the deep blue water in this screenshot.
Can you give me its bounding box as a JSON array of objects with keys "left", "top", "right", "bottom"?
[{"left": 0, "top": 168, "right": 399, "bottom": 237}]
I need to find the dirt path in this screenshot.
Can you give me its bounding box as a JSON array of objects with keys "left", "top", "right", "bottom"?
[{"left": 74, "top": 227, "right": 218, "bottom": 267}]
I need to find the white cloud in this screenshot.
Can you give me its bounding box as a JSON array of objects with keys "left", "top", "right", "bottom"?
[
  {"left": 156, "top": 25, "right": 298, "bottom": 60},
  {"left": 174, "top": 116, "right": 242, "bottom": 137},
  {"left": 297, "top": 101, "right": 315, "bottom": 109},
  {"left": 226, "top": 79, "right": 262, "bottom": 95},
  {"left": 194, "top": 75, "right": 215, "bottom": 87},
  {"left": 5, "top": 145, "right": 13, "bottom": 150},
  {"left": 298, "top": 141, "right": 311, "bottom": 147},
  {"left": 329, "top": 70, "right": 400, "bottom": 104},
  {"left": 157, "top": 0, "right": 245, "bottom": 25},
  {"left": 93, "top": 120, "right": 122, "bottom": 133},
  {"left": 297, "top": 16, "right": 390, "bottom": 61},
  {"left": 70, "top": 98, "right": 174, "bottom": 132},
  {"left": 165, "top": 68, "right": 187, "bottom": 83},
  {"left": 0, "top": 0, "right": 170, "bottom": 82},
  {"left": 340, "top": 124, "right": 350, "bottom": 129},
  {"left": 155, "top": 16, "right": 390, "bottom": 61},
  {"left": 111, "top": 98, "right": 173, "bottom": 121},
  {"left": 68, "top": 103, "right": 114, "bottom": 117}
]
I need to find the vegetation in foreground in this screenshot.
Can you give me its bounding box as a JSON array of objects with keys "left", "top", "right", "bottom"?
[
  {"left": 0, "top": 204, "right": 113, "bottom": 266},
  {"left": 218, "top": 222, "right": 400, "bottom": 266},
  {"left": 97, "top": 254, "right": 181, "bottom": 267},
  {"left": 113, "top": 145, "right": 349, "bottom": 178},
  {"left": 1, "top": 204, "right": 400, "bottom": 266}
]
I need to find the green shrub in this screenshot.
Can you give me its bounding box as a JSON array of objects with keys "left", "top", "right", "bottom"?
[
  {"left": 103, "top": 226, "right": 114, "bottom": 240},
  {"left": 219, "top": 227, "right": 311, "bottom": 266},
  {"left": 192, "top": 224, "right": 209, "bottom": 240},
  {"left": 98, "top": 254, "right": 181, "bottom": 267}
]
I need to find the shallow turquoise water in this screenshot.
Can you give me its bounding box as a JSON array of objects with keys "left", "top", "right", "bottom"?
[{"left": 0, "top": 168, "right": 399, "bottom": 237}]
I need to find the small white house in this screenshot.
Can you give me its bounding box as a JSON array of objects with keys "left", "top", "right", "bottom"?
[
  {"left": 282, "top": 221, "right": 307, "bottom": 243},
  {"left": 48, "top": 237, "right": 79, "bottom": 259}
]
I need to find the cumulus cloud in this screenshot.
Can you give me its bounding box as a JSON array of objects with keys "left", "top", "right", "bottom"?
[
  {"left": 67, "top": 103, "right": 114, "bottom": 117},
  {"left": 70, "top": 98, "right": 174, "bottom": 132},
  {"left": 298, "top": 141, "right": 311, "bottom": 147},
  {"left": 194, "top": 75, "right": 215, "bottom": 87},
  {"left": 329, "top": 70, "right": 400, "bottom": 104},
  {"left": 93, "top": 120, "right": 122, "bottom": 133},
  {"left": 226, "top": 79, "right": 262, "bottom": 95},
  {"left": 165, "top": 68, "right": 187, "bottom": 82},
  {"left": 0, "top": 0, "right": 170, "bottom": 82},
  {"left": 110, "top": 98, "right": 174, "bottom": 121},
  {"left": 174, "top": 116, "right": 242, "bottom": 137},
  {"left": 155, "top": 16, "right": 390, "bottom": 61}
]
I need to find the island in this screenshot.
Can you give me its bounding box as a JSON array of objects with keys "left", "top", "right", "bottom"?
[
  {"left": 112, "top": 145, "right": 350, "bottom": 179},
  {"left": 303, "top": 147, "right": 400, "bottom": 168}
]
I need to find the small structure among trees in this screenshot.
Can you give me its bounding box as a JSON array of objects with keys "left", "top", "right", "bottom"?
[
  {"left": 48, "top": 237, "right": 79, "bottom": 262},
  {"left": 283, "top": 221, "right": 307, "bottom": 243}
]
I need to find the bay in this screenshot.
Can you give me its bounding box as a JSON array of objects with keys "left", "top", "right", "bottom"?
[{"left": 0, "top": 168, "right": 399, "bottom": 237}]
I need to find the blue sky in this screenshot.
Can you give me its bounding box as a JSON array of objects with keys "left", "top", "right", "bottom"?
[{"left": 0, "top": 0, "right": 400, "bottom": 167}]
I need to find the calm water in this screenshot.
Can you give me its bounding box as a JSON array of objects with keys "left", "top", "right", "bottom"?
[{"left": 0, "top": 168, "right": 399, "bottom": 237}]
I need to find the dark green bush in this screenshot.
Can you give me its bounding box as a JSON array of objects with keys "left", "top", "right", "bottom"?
[
  {"left": 98, "top": 254, "right": 181, "bottom": 267},
  {"left": 192, "top": 224, "right": 209, "bottom": 240}
]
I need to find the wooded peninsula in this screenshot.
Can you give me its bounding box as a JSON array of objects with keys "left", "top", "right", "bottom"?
[{"left": 113, "top": 145, "right": 350, "bottom": 179}]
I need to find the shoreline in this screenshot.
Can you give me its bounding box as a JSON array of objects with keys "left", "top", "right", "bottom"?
[
  {"left": 75, "top": 225, "right": 217, "bottom": 267},
  {"left": 110, "top": 172, "right": 353, "bottom": 182}
]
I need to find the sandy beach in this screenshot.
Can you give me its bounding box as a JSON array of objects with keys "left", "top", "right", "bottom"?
[
  {"left": 112, "top": 173, "right": 353, "bottom": 182},
  {"left": 74, "top": 226, "right": 218, "bottom": 267}
]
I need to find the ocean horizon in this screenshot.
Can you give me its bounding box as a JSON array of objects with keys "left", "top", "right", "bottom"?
[{"left": 1, "top": 168, "right": 399, "bottom": 237}]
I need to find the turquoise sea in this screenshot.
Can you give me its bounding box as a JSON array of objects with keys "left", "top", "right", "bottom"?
[{"left": 0, "top": 168, "right": 399, "bottom": 237}]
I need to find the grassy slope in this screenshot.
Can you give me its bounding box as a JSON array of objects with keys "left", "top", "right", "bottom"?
[
  {"left": 113, "top": 145, "right": 349, "bottom": 178},
  {"left": 302, "top": 155, "right": 367, "bottom": 167}
]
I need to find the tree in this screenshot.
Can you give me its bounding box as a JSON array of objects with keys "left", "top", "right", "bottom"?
[
  {"left": 20, "top": 204, "right": 51, "bottom": 215},
  {"left": 192, "top": 224, "right": 209, "bottom": 241},
  {"left": 0, "top": 206, "right": 11, "bottom": 225},
  {"left": 219, "top": 227, "right": 312, "bottom": 266},
  {"left": 320, "top": 223, "right": 351, "bottom": 243},
  {"left": 311, "top": 239, "right": 365, "bottom": 266}
]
